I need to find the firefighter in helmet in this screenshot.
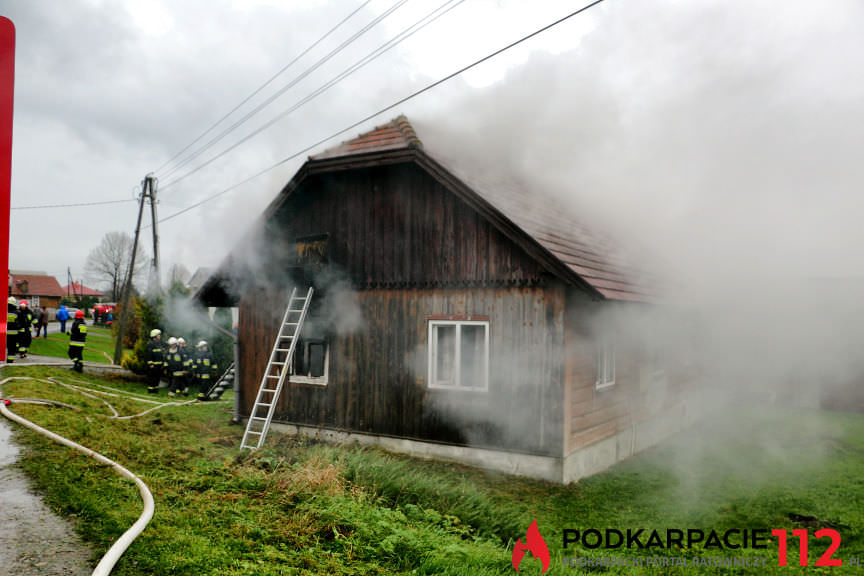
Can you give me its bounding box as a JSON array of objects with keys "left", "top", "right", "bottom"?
[
  {"left": 6, "top": 296, "right": 19, "bottom": 363},
  {"left": 67, "top": 310, "right": 87, "bottom": 372},
  {"left": 166, "top": 337, "right": 186, "bottom": 397},
  {"left": 193, "top": 340, "right": 218, "bottom": 401},
  {"left": 17, "top": 300, "right": 33, "bottom": 358},
  {"left": 146, "top": 328, "right": 164, "bottom": 394}
]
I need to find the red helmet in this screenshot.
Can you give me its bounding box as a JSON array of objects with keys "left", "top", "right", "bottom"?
[{"left": 75, "top": 310, "right": 85, "bottom": 318}]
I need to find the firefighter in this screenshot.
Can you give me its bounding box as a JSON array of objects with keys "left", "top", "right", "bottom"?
[
  {"left": 193, "top": 340, "right": 218, "bottom": 401},
  {"left": 6, "top": 296, "right": 19, "bottom": 363},
  {"left": 146, "top": 328, "right": 164, "bottom": 394},
  {"left": 177, "top": 337, "right": 191, "bottom": 395},
  {"left": 67, "top": 309, "right": 87, "bottom": 372},
  {"left": 17, "top": 300, "right": 33, "bottom": 358},
  {"left": 165, "top": 337, "right": 186, "bottom": 397}
]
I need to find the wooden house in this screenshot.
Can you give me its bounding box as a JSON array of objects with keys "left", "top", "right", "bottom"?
[{"left": 197, "top": 116, "right": 695, "bottom": 483}]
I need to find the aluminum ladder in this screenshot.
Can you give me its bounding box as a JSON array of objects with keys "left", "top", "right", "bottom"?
[{"left": 240, "top": 286, "right": 313, "bottom": 450}]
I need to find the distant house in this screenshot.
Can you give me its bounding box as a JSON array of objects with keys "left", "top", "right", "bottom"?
[
  {"left": 62, "top": 282, "right": 105, "bottom": 301},
  {"left": 9, "top": 271, "right": 65, "bottom": 310},
  {"left": 187, "top": 267, "right": 213, "bottom": 293},
  {"left": 197, "top": 116, "right": 696, "bottom": 483}
]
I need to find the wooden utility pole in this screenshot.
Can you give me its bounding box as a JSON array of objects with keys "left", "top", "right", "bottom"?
[
  {"left": 113, "top": 174, "right": 157, "bottom": 365},
  {"left": 148, "top": 176, "right": 161, "bottom": 292}
]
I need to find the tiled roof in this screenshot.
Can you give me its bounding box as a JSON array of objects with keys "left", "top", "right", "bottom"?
[
  {"left": 310, "top": 116, "right": 653, "bottom": 302},
  {"left": 311, "top": 115, "right": 422, "bottom": 160},
  {"left": 9, "top": 273, "right": 65, "bottom": 298},
  {"left": 62, "top": 282, "right": 104, "bottom": 297}
]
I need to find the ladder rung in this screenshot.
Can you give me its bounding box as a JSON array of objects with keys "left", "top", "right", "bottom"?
[
  {"left": 251, "top": 416, "right": 268, "bottom": 422},
  {"left": 245, "top": 430, "right": 262, "bottom": 436},
  {"left": 285, "top": 322, "right": 299, "bottom": 326},
  {"left": 271, "top": 362, "right": 286, "bottom": 366},
  {"left": 266, "top": 375, "right": 280, "bottom": 379},
  {"left": 256, "top": 402, "right": 273, "bottom": 408},
  {"left": 276, "top": 348, "right": 291, "bottom": 353},
  {"left": 260, "top": 388, "right": 278, "bottom": 393}
]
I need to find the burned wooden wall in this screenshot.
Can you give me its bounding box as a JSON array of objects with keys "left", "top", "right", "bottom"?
[{"left": 237, "top": 162, "right": 568, "bottom": 455}]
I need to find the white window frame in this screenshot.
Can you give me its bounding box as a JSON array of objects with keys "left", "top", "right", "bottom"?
[
  {"left": 595, "top": 339, "right": 616, "bottom": 390},
  {"left": 428, "top": 320, "right": 489, "bottom": 391},
  {"left": 289, "top": 338, "right": 329, "bottom": 386}
]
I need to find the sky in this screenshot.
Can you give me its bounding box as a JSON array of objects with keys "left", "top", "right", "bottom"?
[
  {"left": 2, "top": 0, "right": 864, "bottom": 298},
  {"left": 1, "top": 0, "right": 593, "bottom": 287}
]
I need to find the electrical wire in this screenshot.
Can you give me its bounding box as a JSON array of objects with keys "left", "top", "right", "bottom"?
[
  {"left": 153, "top": 0, "right": 376, "bottom": 176},
  {"left": 156, "top": 0, "right": 607, "bottom": 224},
  {"left": 157, "top": 0, "right": 412, "bottom": 181},
  {"left": 159, "top": 0, "right": 465, "bottom": 192},
  {"left": 11, "top": 198, "right": 137, "bottom": 210}
]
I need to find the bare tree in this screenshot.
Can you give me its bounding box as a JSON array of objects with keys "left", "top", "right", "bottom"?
[
  {"left": 84, "top": 231, "right": 148, "bottom": 301},
  {"left": 167, "top": 263, "right": 191, "bottom": 288}
]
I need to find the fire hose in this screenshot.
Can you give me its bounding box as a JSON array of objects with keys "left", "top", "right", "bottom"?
[{"left": 0, "top": 374, "right": 204, "bottom": 576}]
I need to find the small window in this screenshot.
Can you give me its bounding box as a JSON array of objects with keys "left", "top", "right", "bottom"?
[
  {"left": 290, "top": 337, "right": 329, "bottom": 385},
  {"left": 428, "top": 320, "right": 489, "bottom": 391},
  {"left": 595, "top": 339, "right": 616, "bottom": 390}
]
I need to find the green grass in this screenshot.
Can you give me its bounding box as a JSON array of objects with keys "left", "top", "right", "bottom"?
[
  {"left": 2, "top": 365, "right": 864, "bottom": 574},
  {"left": 27, "top": 325, "right": 123, "bottom": 364}
]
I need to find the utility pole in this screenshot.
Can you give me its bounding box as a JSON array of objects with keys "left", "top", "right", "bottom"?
[
  {"left": 148, "top": 176, "right": 161, "bottom": 293},
  {"left": 113, "top": 174, "right": 157, "bottom": 365}
]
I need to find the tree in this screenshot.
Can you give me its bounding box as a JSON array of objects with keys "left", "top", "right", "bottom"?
[
  {"left": 167, "top": 263, "right": 191, "bottom": 288},
  {"left": 84, "top": 231, "right": 148, "bottom": 301}
]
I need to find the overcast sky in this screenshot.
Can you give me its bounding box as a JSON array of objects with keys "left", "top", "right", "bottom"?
[{"left": 3, "top": 0, "right": 864, "bottom": 295}]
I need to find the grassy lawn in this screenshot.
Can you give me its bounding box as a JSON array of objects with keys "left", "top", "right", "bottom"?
[
  {"left": 27, "top": 325, "right": 122, "bottom": 364},
  {"left": 1, "top": 365, "right": 863, "bottom": 574}
]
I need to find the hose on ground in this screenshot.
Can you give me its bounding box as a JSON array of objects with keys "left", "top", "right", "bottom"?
[{"left": 0, "top": 376, "right": 155, "bottom": 576}]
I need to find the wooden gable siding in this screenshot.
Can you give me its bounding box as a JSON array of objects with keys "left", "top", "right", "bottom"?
[
  {"left": 271, "top": 163, "right": 548, "bottom": 286},
  {"left": 237, "top": 161, "right": 570, "bottom": 454},
  {"left": 239, "top": 285, "right": 566, "bottom": 455}
]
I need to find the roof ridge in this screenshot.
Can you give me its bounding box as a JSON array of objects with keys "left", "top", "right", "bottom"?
[{"left": 393, "top": 115, "right": 422, "bottom": 150}]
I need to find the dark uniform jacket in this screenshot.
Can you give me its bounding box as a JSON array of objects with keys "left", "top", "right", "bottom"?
[
  {"left": 146, "top": 338, "right": 164, "bottom": 370},
  {"left": 165, "top": 347, "right": 185, "bottom": 376},
  {"left": 192, "top": 349, "right": 218, "bottom": 381},
  {"left": 70, "top": 318, "right": 87, "bottom": 347}
]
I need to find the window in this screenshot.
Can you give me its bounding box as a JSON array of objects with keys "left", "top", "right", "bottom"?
[
  {"left": 595, "top": 339, "right": 616, "bottom": 390},
  {"left": 290, "top": 337, "right": 329, "bottom": 385},
  {"left": 428, "top": 320, "right": 489, "bottom": 391}
]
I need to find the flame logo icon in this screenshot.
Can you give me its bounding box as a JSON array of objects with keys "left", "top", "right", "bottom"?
[{"left": 512, "top": 519, "right": 550, "bottom": 574}]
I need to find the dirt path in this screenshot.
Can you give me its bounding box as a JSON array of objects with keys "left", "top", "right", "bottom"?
[{"left": 0, "top": 419, "right": 93, "bottom": 575}]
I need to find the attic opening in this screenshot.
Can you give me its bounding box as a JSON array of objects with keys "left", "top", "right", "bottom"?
[{"left": 288, "top": 233, "right": 333, "bottom": 386}]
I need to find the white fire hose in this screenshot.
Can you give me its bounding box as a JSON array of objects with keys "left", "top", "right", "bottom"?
[{"left": 0, "top": 375, "right": 157, "bottom": 576}]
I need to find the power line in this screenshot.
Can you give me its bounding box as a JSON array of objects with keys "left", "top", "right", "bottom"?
[
  {"left": 159, "top": 0, "right": 464, "bottom": 192},
  {"left": 157, "top": 0, "right": 412, "bottom": 182},
  {"left": 153, "top": 0, "right": 376, "bottom": 176},
  {"left": 11, "top": 198, "right": 137, "bottom": 210},
  {"left": 156, "top": 0, "right": 607, "bottom": 225}
]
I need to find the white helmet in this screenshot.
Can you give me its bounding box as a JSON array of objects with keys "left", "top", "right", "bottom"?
[
  {"left": 196, "top": 340, "right": 208, "bottom": 349},
  {"left": 177, "top": 337, "right": 186, "bottom": 345},
  {"left": 150, "top": 328, "right": 161, "bottom": 338},
  {"left": 168, "top": 337, "right": 178, "bottom": 346},
  {"left": 7, "top": 296, "right": 16, "bottom": 305}
]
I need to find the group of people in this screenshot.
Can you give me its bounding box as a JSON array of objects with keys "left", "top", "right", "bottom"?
[
  {"left": 144, "top": 329, "right": 219, "bottom": 400},
  {"left": 5, "top": 296, "right": 51, "bottom": 363}
]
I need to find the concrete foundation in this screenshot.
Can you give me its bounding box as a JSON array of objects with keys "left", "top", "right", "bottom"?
[{"left": 269, "top": 402, "right": 693, "bottom": 484}]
